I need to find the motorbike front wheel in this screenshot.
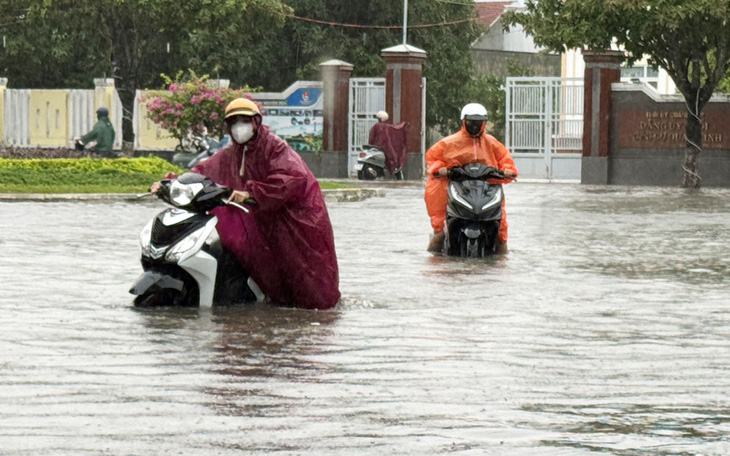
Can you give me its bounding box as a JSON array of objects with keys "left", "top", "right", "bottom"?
[
  {"left": 134, "top": 288, "right": 198, "bottom": 308},
  {"left": 459, "top": 236, "right": 486, "bottom": 258}
]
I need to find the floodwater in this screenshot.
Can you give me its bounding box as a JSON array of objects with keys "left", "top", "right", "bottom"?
[{"left": 1, "top": 182, "right": 729, "bottom": 455}]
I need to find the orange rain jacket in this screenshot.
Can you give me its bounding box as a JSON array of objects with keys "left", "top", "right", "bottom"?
[{"left": 424, "top": 122, "right": 517, "bottom": 243}]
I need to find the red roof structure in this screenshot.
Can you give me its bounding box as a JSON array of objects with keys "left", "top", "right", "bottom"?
[{"left": 474, "top": 1, "right": 512, "bottom": 27}]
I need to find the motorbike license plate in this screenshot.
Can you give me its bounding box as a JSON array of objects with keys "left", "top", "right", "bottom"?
[{"left": 354, "top": 163, "right": 364, "bottom": 171}]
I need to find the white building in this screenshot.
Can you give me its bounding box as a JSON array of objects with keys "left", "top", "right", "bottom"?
[
  {"left": 474, "top": 0, "right": 678, "bottom": 94},
  {"left": 563, "top": 49, "right": 677, "bottom": 94}
]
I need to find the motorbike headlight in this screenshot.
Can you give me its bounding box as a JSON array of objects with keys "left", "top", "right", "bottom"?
[
  {"left": 448, "top": 182, "right": 472, "bottom": 210},
  {"left": 165, "top": 226, "right": 206, "bottom": 262},
  {"left": 139, "top": 219, "right": 154, "bottom": 258},
  {"left": 481, "top": 186, "right": 503, "bottom": 212},
  {"left": 169, "top": 180, "right": 204, "bottom": 206}
]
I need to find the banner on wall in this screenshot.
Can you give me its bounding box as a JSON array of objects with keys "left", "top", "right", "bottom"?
[{"left": 252, "top": 81, "right": 323, "bottom": 153}]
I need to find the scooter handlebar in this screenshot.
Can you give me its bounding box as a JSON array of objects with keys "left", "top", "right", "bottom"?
[
  {"left": 433, "top": 166, "right": 506, "bottom": 180},
  {"left": 224, "top": 200, "right": 250, "bottom": 213}
]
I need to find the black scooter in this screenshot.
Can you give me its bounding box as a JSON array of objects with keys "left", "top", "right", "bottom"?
[
  {"left": 130, "top": 173, "right": 264, "bottom": 308},
  {"left": 437, "top": 163, "right": 507, "bottom": 258}
]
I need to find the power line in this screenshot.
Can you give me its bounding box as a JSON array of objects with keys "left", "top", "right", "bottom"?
[
  {"left": 435, "top": 0, "right": 475, "bottom": 6},
  {"left": 266, "top": 8, "right": 474, "bottom": 29}
]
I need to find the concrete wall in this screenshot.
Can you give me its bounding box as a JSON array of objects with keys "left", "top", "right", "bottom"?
[
  {"left": 294, "top": 150, "right": 348, "bottom": 178},
  {"left": 472, "top": 19, "right": 542, "bottom": 54}
]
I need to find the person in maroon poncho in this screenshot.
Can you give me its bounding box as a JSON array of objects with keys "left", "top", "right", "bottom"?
[
  {"left": 367, "top": 110, "right": 407, "bottom": 178},
  {"left": 150, "top": 98, "right": 340, "bottom": 309}
]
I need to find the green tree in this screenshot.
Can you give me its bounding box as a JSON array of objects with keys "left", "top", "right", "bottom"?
[
  {"left": 272, "top": 0, "right": 486, "bottom": 134},
  {"left": 0, "top": 0, "right": 285, "bottom": 152},
  {"left": 1, "top": 0, "right": 495, "bottom": 145},
  {"left": 175, "top": 1, "right": 288, "bottom": 90},
  {"left": 466, "top": 60, "right": 535, "bottom": 142},
  {"left": 503, "top": 0, "right": 730, "bottom": 189},
  {"left": 0, "top": 2, "right": 107, "bottom": 88}
]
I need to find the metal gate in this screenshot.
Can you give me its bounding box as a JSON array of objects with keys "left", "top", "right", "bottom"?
[
  {"left": 505, "top": 77, "right": 584, "bottom": 180},
  {"left": 348, "top": 78, "right": 386, "bottom": 176}
]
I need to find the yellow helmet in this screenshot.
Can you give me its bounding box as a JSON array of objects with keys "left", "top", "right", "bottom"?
[{"left": 224, "top": 98, "right": 261, "bottom": 120}]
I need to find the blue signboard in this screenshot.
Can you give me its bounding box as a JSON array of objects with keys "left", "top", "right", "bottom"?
[{"left": 253, "top": 83, "right": 324, "bottom": 146}]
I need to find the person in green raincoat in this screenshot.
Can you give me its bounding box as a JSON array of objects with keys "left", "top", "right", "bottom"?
[{"left": 77, "top": 107, "right": 116, "bottom": 157}]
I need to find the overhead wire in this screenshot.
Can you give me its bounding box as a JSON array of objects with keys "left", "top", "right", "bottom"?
[{"left": 264, "top": 6, "right": 475, "bottom": 29}]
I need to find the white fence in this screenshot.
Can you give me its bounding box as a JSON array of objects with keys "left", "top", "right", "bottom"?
[
  {"left": 348, "top": 78, "right": 386, "bottom": 176},
  {"left": 3, "top": 88, "right": 123, "bottom": 148},
  {"left": 3, "top": 89, "right": 30, "bottom": 146},
  {"left": 505, "top": 77, "right": 584, "bottom": 180}
]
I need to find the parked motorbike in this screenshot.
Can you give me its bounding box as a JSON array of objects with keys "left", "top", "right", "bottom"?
[
  {"left": 129, "top": 172, "right": 265, "bottom": 308},
  {"left": 171, "top": 134, "right": 230, "bottom": 169},
  {"left": 355, "top": 144, "right": 404, "bottom": 180},
  {"left": 437, "top": 163, "right": 508, "bottom": 258}
]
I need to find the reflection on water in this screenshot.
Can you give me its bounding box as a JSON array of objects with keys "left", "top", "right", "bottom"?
[{"left": 1, "top": 183, "right": 729, "bottom": 454}]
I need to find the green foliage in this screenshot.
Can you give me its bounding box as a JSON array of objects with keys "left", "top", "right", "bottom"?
[
  {"left": 249, "top": 0, "right": 486, "bottom": 133},
  {"left": 318, "top": 180, "right": 351, "bottom": 190},
  {"left": 0, "top": 0, "right": 286, "bottom": 145},
  {"left": 0, "top": 0, "right": 106, "bottom": 88},
  {"left": 2, "top": 0, "right": 490, "bottom": 138},
  {"left": 141, "top": 71, "right": 259, "bottom": 143},
  {"left": 464, "top": 60, "right": 533, "bottom": 142},
  {"left": 303, "top": 134, "right": 323, "bottom": 157},
  {"left": 0, "top": 155, "right": 347, "bottom": 192},
  {"left": 407, "top": 1, "right": 487, "bottom": 134},
  {"left": 0, "top": 157, "right": 182, "bottom": 193}
]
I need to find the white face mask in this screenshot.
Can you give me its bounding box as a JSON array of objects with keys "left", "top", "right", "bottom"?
[{"left": 231, "top": 121, "right": 255, "bottom": 144}]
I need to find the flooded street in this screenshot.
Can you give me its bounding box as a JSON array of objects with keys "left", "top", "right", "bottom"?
[{"left": 1, "top": 182, "right": 729, "bottom": 455}]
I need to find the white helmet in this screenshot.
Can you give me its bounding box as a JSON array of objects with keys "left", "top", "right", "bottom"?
[
  {"left": 460, "top": 103, "right": 488, "bottom": 121},
  {"left": 375, "top": 110, "right": 389, "bottom": 122}
]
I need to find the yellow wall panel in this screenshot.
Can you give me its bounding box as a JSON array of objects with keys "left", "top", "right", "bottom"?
[
  {"left": 94, "top": 79, "right": 115, "bottom": 113},
  {"left": 137, "top": 90, "right": 178, "bottom": 149},
  {"left": 29, "top": 90, "right": 69, "bottom": 146}
]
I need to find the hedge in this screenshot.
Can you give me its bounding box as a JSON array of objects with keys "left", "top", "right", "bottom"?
[
  {"left": 0, "top": 155, "right": 351, "bottom": 193},
  {"left": 0, "top": 156, "right": 183, "bottom": 193}
]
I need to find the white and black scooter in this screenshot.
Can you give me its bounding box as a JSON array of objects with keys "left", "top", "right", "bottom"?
[
  {"left": 130, "top": 172, "right": 265, "bottom": 308},
  {"left": 438, "top": 163, "right": 507, "bottom": 258},
  {"left": 355, "top": 144, "right": 403, "bottom": 180},
  {"left": 171, "top": 134, "right": 230, "bottom": 169}
]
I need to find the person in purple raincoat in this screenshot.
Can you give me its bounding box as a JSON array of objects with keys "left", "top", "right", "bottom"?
[{"left": 151, "top": 98, "right": 340, "bottom": 309}]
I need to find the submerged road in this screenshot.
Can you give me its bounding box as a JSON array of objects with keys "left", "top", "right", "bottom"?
[{"left": 1, "top": 182, "right": 729, "bottom": 455}]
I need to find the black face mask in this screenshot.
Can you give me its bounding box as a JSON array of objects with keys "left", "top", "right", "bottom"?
[{"left": 464, "top": 119, "right": 484, "bottom": 136}]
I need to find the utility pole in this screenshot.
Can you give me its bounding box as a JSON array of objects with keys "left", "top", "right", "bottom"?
[{"left": 403, "top": 0, "right": 408, "bottom": 44}]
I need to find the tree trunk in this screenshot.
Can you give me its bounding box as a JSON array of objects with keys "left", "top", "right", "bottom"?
[
  {"left": 682, "top": 105, "right": 702, "bottom": 189},
  {"left": 117, "top": 79, "right": 136, "bottom": 156}
]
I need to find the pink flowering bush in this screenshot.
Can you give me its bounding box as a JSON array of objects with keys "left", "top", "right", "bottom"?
[{"left": 141, "top": 72, "right": 259, "bottom": 145}]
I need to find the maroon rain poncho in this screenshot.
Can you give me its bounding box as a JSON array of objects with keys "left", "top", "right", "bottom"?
[
  {"left": 192, "top": 125, "right": 340, "bottom": 309},
  {"left": 368, "top": 121, "right": 408, "bottom": 173}
]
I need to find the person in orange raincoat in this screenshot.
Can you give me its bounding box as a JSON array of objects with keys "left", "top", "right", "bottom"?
[{"left": 424, "top": 103, "right": 517, "bottom": 253}]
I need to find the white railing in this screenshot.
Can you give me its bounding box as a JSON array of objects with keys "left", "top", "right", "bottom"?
[
  {"left": 506, "top": 77, "right": 584, "bottom": 180},
  {"left": 348, "top": 78, "right": 386, "bottom": 176}
]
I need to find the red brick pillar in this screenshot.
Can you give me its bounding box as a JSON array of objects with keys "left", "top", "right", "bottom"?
[
  {"left": 381, "top": 44, "right": 427, "bottom": 180},
  {"left": 581, "top": 50, "right": 623, "bottom": 184},
  {"left": 319, "top": 60, "right": 353, "bottom": 177}
]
